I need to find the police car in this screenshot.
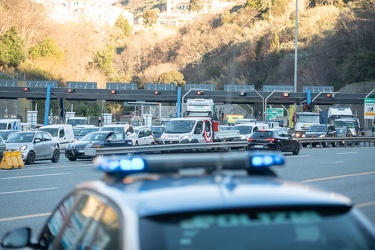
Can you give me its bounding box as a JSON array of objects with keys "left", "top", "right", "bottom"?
[{"left": 2, "top": 152, "right": 375, "bottom": 249}]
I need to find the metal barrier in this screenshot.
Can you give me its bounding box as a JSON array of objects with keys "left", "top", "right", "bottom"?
[{"left": 84, "top": 137, "right": 375, "bottom": 157}]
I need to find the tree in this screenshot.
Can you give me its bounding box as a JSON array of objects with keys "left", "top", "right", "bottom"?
[
  {"left": 29, "top": 36, "right": 64, "bottom": 61},
  {"left": 94, "top": 46, "right": 116, "bottom": 76},
  {"left": 0, "top": 27, "right": 26, "bottom": 68},
  {"left": 190, "top": 0, "right": 203, "bottom": 13},
  {"left": 114, "top": 14, "right": 131, "bottom": 37},
  {"left": 143, "top": 9, "right": 158, "bottom": 27},
  {"left": 157, "top": 70, "right": 186, "bottom": 86}
]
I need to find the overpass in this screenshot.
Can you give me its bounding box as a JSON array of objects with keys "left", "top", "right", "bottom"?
[{"left": 0, "top": 86, "right": 369, "bottom": 105}]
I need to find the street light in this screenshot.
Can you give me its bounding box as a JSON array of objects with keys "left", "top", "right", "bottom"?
[{"left": 294, "top": 0, "right": 298, "bottom": 92}]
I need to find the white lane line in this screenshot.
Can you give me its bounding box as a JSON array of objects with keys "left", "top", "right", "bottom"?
[
  {"left": 1, "top": 173, "right": 71, "bottom": 180},
  {"left": 0, "top": 213, "right": 51, "bottom": 222},
  {"left": 289, "top": 155, "right": 312, "bottom": 158},
  {"left": 0, "top": 187, "right": 59, "bottom": 195},
  {"left": 302, "top": 171, "right": 375, "bottom": 183},
  {"left": 336, "top": 152, "right": 358, "bottom": 155},
  {"left": 326, "top": 161, "right": 344, "bottom": 164},
  {"left": 355, "top": 201, "right": 375, "bottom": 208}
]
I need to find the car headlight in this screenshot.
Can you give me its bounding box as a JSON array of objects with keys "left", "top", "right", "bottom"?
[
  {"left": 160, "top": 135, "right": 165, "bottom": 140},
  {"left": 181, "top": 135, "right": 190, "bottom": 140},
  {"left": 319, "top": 134, "right": 325, "bottom": 138},
  {"left": 295, "top": 133, "right": 301, "bottom": 138},
  {"left": 20, "top": 145, "right": 27, "bottom": 151},
  {"left": 241, "top": 135, "right": 247, "bottom": 140},
  {"left": 302, "top": 134, "right": 306, "bottom": 138}
]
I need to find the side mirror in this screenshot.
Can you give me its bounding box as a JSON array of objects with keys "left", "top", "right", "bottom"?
[
  {"left": 1, "top": 227, "right": 32, "bottom": 248},
  {"left": 34, "top": 138, "right": 41, "bottom": 143}
]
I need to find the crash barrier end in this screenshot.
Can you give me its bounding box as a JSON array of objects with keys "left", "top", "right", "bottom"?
[{"left": 0, "top": 151, "right": 24, "bottom": 169}]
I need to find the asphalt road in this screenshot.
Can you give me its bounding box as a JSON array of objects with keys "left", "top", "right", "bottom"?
[{"left": 0, "top": 146, "right": 374, "bottom": 244}]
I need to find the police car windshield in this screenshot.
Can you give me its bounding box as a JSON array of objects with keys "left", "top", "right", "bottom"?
[{"left": 140, "top": 207, "right": 375, "bottom": 250}]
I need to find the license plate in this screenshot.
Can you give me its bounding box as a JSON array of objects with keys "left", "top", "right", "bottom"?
[
  {"left": 254, "top": 145, "right": 263, "bottom": 148},
  {"left": 78, "top": 150, "right": 84, "bottom": 153}
]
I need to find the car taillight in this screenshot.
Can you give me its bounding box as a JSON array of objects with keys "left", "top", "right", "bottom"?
[
  {"left": 248, "top": 138, "right": 254, "bottom": 142},
  {"left": 266, "top": 138, "right": 276, "bottom": 142}
]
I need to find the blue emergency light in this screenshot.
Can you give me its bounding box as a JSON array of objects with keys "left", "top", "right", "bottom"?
[{"left": 95, "top": 152, "right": 285, "bottom": 179}]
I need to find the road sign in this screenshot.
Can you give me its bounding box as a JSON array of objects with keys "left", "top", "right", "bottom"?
[
  {"left": 364, "top": 98, "right": 375, "bottom": 119},
  {"left": 266, "top": 108, "right": 284, "bottom": 121}
]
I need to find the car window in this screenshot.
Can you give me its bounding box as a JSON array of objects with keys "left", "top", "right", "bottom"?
[
  {"left": 139, "top": 130, "right": 144, "bottom": 138},
  {"left": 34, "top": 133, "right": 43, "bottom": 142},
  {"left": 140, "top": 207, "right": 375, "bottom": 250},
  {"left": 43, "top": 132, "right": 52, "bottom": 141},
  {"left": 47, "top": 194, "right": 121, "bottom": 250},
  {"left": 59, "top": 128, "right": 65, "bottom": 138}
]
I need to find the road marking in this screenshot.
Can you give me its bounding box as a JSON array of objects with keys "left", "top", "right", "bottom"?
[
  {"left": 326, "top": 161, "right": 344, "bottom": 164},
  {"left": 355, "top": 201, "right": 375, "bottom": 208},
  {"left": 0, "top": 187, "right": 59, "bottom": 195},
  {"left": 289, "top": 155, "right": 312, "bottom": 158},
  {"left": 302, "top": 171, "right": 375, "bottom": 183},
  {"left": 1, "top": 173, "right": 71, "bottom": 180},
  {"left": 0, "top": 213, "right": 51, "bottom": 222},
  {"left": 336, "top": 152, "right": 358, "bottom": 155}
]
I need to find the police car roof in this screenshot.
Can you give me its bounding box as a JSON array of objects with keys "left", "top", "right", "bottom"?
[
  {"left": 78, "top": 152, "right": 352, "bottom": 217},
  {"left": 79, "top": 175, "right": 351, "bottom": 217}
]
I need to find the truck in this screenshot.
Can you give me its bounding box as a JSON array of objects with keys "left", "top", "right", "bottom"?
[
  {"left": 160, "top": 99, "right": 240, "bottom": 144},
  {"left": 0, "top": 119, "right": 21, "bottom": 130},
  {"left": 326, "top": 107, "right": 361, "bottom": 135},
  {"left": 289, "top": 105, "right": 320, "bottom": 138},
  {"left": 66, "top": 116, "right": 102, "bottom": 127}
]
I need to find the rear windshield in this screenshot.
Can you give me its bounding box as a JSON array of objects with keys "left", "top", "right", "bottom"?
[
  {"left": 251, "top": 131, "right": 273, "bottom": 138},
  {"left": 140, "top": 207, "right": 375, "bottom": 250}
]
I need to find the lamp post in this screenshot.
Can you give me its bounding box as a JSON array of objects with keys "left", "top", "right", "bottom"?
[
  {"left": 252, "top": 90, "right": 264, "bottom": 120},
  {"left": 294, "top": 0, "right": 298, "bottom": 92}
]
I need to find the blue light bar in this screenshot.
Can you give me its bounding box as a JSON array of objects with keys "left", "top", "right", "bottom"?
[{"left": 95, "top": 152, "right": 284, "bottom": 178}]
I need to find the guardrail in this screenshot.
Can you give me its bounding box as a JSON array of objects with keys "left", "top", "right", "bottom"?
[
  {"left": 85, "top": 141, "right": 248, "bottom": 157},
  {"left": 84, "top": 137, "right": 375, "bottom": 157}
]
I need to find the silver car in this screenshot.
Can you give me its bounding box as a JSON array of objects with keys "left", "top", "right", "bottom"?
[
  {"left": 6, "top": 131, "right": 60, "bottom": 164},
  {"left": 0, "top": 136, "right": 6, "bottom": 159}
]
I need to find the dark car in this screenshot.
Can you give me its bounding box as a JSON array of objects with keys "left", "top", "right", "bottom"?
[
  {"left": 150, "top": 125, "right": 165, "bottom": 144},
  {"left": 248, "top": 128, "right": 301, "bottom": 155},
  {"left": 2, "top": 152, "right": 375, "bottom": 250},
  {"left": 65, "top": 131, "right": 132, "bottom": 161},
  {"left": 301, "top": 124, "right": 337, "bottom": 147}
]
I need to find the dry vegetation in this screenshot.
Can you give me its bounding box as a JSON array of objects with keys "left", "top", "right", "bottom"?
[{"left": 1, "top": 0, "right": 375, "bottom": 91}]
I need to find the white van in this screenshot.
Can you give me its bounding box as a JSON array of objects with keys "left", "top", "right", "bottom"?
[
  {"left": 0, "top": 119, "right": 21, "bottom": 130},
  {"left": 38, "top": 124, "right": 75, "bottom": 149}
]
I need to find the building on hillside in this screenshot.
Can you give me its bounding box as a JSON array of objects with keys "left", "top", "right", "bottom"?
[
  {"left": 33, "top": 0, "right": 133, "bottom": 26},
  {"left": 159, "top": 0, "right": 236, "bottom": 26},
  {"left": 166, "top": 0, "right": 236, "bottom": 14}
]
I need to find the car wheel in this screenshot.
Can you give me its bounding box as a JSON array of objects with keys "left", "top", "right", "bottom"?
[
  {"left": 68, "top": 157, "right": 77, "bottom": 161},
  {"left": 302, "top": 143, "right": 307, "bottom": 148},
  {"left": 51, "top": 149, "right": 60, "bottom": 163},
  {"left": 276, "top": 143, "right": 282, "bottom": 152},
  {"left": 292, "top": 143, "right": 300, "bottom": 155},
  {"left": 135, "top": 141, "right": 139, "bottom": 146},
  {"left": 332, "top": 141, "right": 339, "bottom": 147},
  {"left": 322, "top": 142, "right": 328, "bottom": 148},
  {"left": 26, "top": 151, "right": 35, "bottom": 165}
]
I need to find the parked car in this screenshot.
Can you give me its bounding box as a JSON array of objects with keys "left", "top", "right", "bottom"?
[
  {"left": 2, "top": 152, "right": 375, "bottom": 250},
  {"left": 5, "top": 131, "right": 60, "bottom": 164},
  {"left": 0, "top": 136, "right": 6, "bottom": 160},
  {"left": 38, "top": 124, "right": 75, "bottom": 150},
  {"left": 74, "top": 126, "right": 100, "bottom": 140},
  {"left": 301, "top": 124, "right": 338, "bottom": 147},
  {"left": 65, "top": 131, "right": 132, "bottom": 161},
  {"left": 150, "top": 125, "right": 165, "bottom": 144},
  {"left": 134, "top": 127, "right": 154, "bottom": 146},
  {"left": 248, "top": 128, "right": 301, "bottom": 155},
  {"left": 0, "top": 130, "right": 18, "bottom": 140}
]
